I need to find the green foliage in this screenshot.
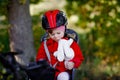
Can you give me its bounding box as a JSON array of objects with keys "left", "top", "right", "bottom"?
[
  {"left": 31, "top": 14, "right": 45, "bottom": 51},
  {"left": 33, "top": 26, "right": 45, "bottom": 51},
  {"left": 66, "top": 0, "right": 120, "bottom": 79},
  {"left": 0, "top": 0, "right": 9, "bottom": 16},
  {"left": 0, "top": 29, "right": 10, "bottom": 52},
  {"left": 19, "top": 0, "right": 26, "bottom": 5},
  {"left": 30, "top": 0, "right": 43, "bottom": 4},
  {"left": 66, "top": 0, "right": 120, "bottom": 61}
]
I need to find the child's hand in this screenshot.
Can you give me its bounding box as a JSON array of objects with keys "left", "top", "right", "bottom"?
[{"left": 64, "top": 61, "right": 74, "bottom": 70}]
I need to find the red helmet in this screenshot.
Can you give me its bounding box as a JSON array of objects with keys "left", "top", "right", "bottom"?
[{"left": 42, "top": 10, "right": 67, "bottom": 30}]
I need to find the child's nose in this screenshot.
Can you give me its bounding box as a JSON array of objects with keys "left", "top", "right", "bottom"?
[{"left": 54, "top": 34, "right": 58, "bottom": 38}]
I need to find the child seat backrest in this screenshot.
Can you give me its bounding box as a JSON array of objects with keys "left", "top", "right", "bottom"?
[{"left": 41, "top": 29, "right": 79, "bottom": 44}]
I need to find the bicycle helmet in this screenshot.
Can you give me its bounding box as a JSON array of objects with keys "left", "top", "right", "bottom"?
[{"left": 42, "top": 10, "right": 67, "bottom": 30}]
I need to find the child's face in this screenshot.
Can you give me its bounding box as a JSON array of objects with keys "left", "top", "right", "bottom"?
[{"left": 48, "top": 29, "right": 65, "bottom": 42}]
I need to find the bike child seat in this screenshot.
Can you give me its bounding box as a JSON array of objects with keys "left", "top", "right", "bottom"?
[{"left": 41, "top": 28, "right": 79, "bottom": 80}]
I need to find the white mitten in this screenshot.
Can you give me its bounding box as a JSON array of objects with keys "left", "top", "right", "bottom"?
[{"left": 53, "top": 40, "right": 64, "bottom": 62}]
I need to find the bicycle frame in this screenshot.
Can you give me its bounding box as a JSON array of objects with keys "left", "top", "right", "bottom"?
[{"left": 0, "top": 52, "right": 28, "bottom": 80}]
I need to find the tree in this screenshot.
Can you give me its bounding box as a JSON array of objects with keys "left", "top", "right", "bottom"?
[{"left": 7, "top": 0, "right": 36, "bottom": 65}]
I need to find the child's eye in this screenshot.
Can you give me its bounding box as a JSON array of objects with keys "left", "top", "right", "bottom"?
[
  {"left": 51, "top": 34, "right": 55, "bottom": 36},
  {"left": 57, "top": 32, "right": 60, "bottom": 34},
  {"left": 49, "top": 33, "right": 54, "bottom": 36}
]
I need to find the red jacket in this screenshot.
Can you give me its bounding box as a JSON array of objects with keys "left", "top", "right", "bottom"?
[{"left": 36, "top": 38, "right": 84, "bottom": 76}]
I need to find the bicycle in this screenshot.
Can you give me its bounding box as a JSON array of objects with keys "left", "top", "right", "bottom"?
[
  {"left": 0, "top": 52, "right": 28, "bottom": 80},
  {"left": 0, "top": 51, "right": 55, "bottom": 80}
]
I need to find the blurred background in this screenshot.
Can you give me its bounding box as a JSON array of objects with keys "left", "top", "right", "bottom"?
[{"left": 0, "top": 0, "right": 120, "bottom": 80}]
